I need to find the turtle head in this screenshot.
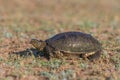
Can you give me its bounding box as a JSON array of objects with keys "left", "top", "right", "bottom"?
[{"left": 30, "top": 39, "right": 46, "bottom": 51}]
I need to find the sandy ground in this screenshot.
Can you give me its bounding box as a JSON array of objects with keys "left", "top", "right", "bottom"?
[{"left": 0, "top": 0, "right": 120, "bottom": 80}]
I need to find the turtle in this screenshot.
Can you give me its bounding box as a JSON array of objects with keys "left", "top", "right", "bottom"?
[{"left": 30, "top": 31, "right": 102, "bottom": 60}]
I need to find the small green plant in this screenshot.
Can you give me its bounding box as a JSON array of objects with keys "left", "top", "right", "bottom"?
[
  {"left": 40, "top": 69, "right": 76, "bottom": 80},
  {"left": 76, "top": 20, "right": 99, "bottom": 30},
  {"left": 40, "top": 59, "right": 64, "bottom": 69},
  {"left": 79, "top": 62, "right": 89, "bottom": 69},
  {"left": 40, "top": 71, "right": 59, "bottom": 80},
  {"left": 110, "top": 53, "right": 120, "bottom": 70}
]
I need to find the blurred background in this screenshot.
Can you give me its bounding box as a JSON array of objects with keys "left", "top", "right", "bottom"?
[
  {"left": 0, "top": 0, "right": 120, "bottom": 38},
  {"left": 0, "top": 0, "right": 120, "bottom": 80},
  {"left": 0, "top": 0, "right": 120, "bottom": 49}
]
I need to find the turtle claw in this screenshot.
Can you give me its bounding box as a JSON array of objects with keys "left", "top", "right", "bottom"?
[{"left": 53, "top": 51, "right": 63, "bottom": 59}]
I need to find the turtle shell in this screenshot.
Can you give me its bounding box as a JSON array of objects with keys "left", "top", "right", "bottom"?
[{"left": 45, "top": 32, "right": 102, "bottom": 54}]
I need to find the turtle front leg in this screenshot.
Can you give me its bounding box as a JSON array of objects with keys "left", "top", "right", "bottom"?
[
  {"left": 44, "top": 46, "right": 54, "bottom": 60},
  {"left": 53, "top": 51, "right": 64, "bottom": 59},
  {"left": 44, "top": 46, "right": 64, "bottom": 60}
]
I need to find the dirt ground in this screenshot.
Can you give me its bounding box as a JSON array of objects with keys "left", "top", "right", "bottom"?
[{"left": 0, "top": 0, "right": 120, "bottom": 80}]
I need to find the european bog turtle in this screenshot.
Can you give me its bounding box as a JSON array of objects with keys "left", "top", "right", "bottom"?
[{"left": 30, "top": 32, "right": 102, "bottom": 60}]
